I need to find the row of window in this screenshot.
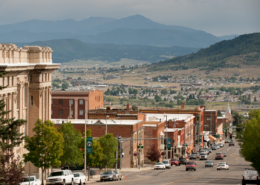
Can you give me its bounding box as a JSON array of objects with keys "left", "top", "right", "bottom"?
[
  {"left": 56, "top": 99, "right": 84, "bottom": 105},
  {"left": 57, "top": 109, "right": 85, "bottom": 116}
]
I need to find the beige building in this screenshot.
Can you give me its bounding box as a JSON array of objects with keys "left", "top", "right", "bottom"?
[{"left": 0, "top": 43, "right": 59, "bottom": 175}]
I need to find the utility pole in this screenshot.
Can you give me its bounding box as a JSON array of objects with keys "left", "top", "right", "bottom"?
[
  {"left": 106, "top": 115, "right": 109, "bottom": 135},
  {"left": 84, "top": 112, "right": 87, "bottom": 177},
  {"left": 116, "top": 133, "right": 119, "bottom": 171},
  {"left": 119, "top": 140, "right": 122, "bottom": 170}
]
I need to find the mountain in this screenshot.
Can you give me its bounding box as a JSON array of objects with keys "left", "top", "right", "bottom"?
[
  {"left": 15, "top": 39, "right": 200, "bottom": 63},
  {"left": 82, "top": 28, "right": 220, "bottom": 48},
  {"left": 150, "top": 33, "right": 260, "bottom": 71},
  {"left": 218, "top": 34, "right": 239, "bottom": 41},
  {"left": 0, "top": 15, "right": 223, "bottom": 48}
]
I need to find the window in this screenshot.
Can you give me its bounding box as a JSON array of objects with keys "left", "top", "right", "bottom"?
[
  {"left": 51, "top": 110, "right": 53, "bottom": 115},
  {"left": 79, "top": 110, "right": 84, "bottom": 115},
  {"left": 58, "top": 110, "right": 63, "bottom": 115},
  {"left": 30, "top": 96, "right": 33, "bottom": 105},
  {"left": 207, "top": 117, "right": 211, "bottom": 121},
  {"left": 6, "top": 77, "right": 9, "bottom": 86},
  {"left": 79, "top": 99, "right": 84, "bottom": 105},
  {"left": 59, "top": 99, "right": 63, "bottom": 104},
  {"left": 71, "top": 110, "right": 73, "bottom": 115},
  {"left": 29, "top": 75, "right": 32, "bottom": 82},
  {"left": 69, "top": 99, "right": 73, "bottom": 105},
  {"left": 51, "top": 99, "right": 53, "bottom": 104}
]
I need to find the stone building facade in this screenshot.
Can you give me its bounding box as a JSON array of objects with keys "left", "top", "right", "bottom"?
[{"left": 0, "top": 43, "right": 59, "bottom": 174}]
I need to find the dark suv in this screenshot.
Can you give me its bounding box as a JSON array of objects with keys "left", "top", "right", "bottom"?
[
  {"left": 179, "top": 158, "right": 187, "bottom": 165},
  {"left": 186, "top": 161, "right": 196, "bottom": 171}
]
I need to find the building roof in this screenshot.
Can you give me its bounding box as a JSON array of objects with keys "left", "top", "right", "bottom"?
[
  {"left": 224, "top": 103, "right": 231, "bottom": 115},
  {"left": 145, "top": 113, "right": 194, "bottom": 122},
  {"left": 52, "top": 119, "right": 142, "bottom": 125}
]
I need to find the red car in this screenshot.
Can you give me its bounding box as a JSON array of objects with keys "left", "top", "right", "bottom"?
[
  {"left": 215, "top": 152, "right": 224, "bottom": 160},
  {"left": 170, "top": 158, "right": 180, "bottom": 166},
  {"left": 186, "top": 161, "right": 196, "bottom": 171}
]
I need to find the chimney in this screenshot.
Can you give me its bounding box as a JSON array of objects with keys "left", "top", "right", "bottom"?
[
  {"left": 126, "top": 104, "right": 130, "bottom": 111},
  {"left": 181, "top": 102, "right": 185, "bottom": 110},
  {"left": 106, "top": 106, "right": 111, "bottom": 111}
]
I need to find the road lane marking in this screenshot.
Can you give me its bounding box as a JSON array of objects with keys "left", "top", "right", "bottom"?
[
  {"left": 236, "top": 157, "right": 239, "bottom": 160},
  {"left": 160, "top": 177, "right": 198, "bottom": 185}
]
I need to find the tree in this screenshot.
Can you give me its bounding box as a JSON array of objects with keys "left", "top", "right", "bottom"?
[
  {"left": 62, "top": 82, "right": 69, "bottom": 90},
  {"left": 0, "top": 72, "right": 26, "bottom": 184},
  {"left": 238, "top": 109, "right": 260, "bottom": 173},
  {"left": 79, "top": 129, "right": 103, "bottom": 180},
  {"left": 58, "top": 122, "right": 83, "bottom": 168},
  {"left": 98, "top": 133, "right": 118, "bottom": 169},
  {"left": 24, "top": 119, "right": 64, "bottom": 185},
  {"left": 161, "top": 89, "right": 168, "bottom": 95},
  {"left": 217, "top": 110, "right": 222, "bottom": 117},
  {"left": 154, "top": 95, "right": 162, "bottom": 102},
  {"left": 146, "top": 144, "right": 161, "bottom": 162}
]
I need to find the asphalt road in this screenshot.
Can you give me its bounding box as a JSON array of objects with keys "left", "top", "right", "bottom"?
[{"left": 96, "top": 140, "right": 252, "bottom": 185}]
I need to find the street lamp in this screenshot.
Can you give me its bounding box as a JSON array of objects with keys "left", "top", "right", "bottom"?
[
  {"left": 106, "top": 115, "right": 109, "bottom": 135},
  {"left": 84, "top": 111, "right": 88, "bottom": 176}
]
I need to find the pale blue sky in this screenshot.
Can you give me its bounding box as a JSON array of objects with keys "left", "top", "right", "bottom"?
[{"left": 0, "top": 0, "right": 259, "bottom": 36}]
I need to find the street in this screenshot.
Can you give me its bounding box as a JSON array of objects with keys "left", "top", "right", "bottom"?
[{"left": 95, "top": 140, "right": 251, "bottom": 185}]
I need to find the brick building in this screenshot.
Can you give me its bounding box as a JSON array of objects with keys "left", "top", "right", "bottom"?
[
  {"left": 51, "top": 90, "right": 103, "bottom": 119},
  {"left": 52, "top": 119, "right": 144, "bottom": 168}
]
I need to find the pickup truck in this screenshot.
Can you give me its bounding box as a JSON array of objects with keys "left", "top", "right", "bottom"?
[{"left": 46, "top": 170, "right": 74, "bottom": 185}]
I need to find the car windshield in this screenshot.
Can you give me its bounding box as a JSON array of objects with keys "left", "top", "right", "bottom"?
[
  {"left": 22, "top": 177, "right": 34, "bottom": 182},
  {"left": 223, "top": 152, "right": 226, "bottom": 154},
  {"left": 206, "top": 160, "right": 212, "bottom": 163},
  {"left": 156, "top": 162, "right": 163, "bottom": 165},
  {"left": 171, "top": 159, "right": 177, "bottom": 161},
  {"left": 218, "top": 162, "right": 226, "bottom": 165},
  {"left": 73, "top": 174, "right": 80, "bottom": 177},
  {"left": 103, "top": 171, "right": 113, "bottom": 175},
  {"left": 50, "top": 172, "right": 63, "bottom": 176},
  {"left": 216, "top": 153, "right": 222, "bottom": 155},
  {"left": 162, "top": 161, "right": 169, "bottom": 164},
  {"left": 201, "top": 154, "right": 206, "bottom": 156},
  {"left": 187, "top": 162, "right": 195, "bottom": 165}
]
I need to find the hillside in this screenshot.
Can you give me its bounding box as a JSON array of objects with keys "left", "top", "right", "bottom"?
[
  {"left": 148, "top": 33, "right": 260, "bottom": 71},
  {"left": 17, "top": 39, "right": 199, "bottom": 63},
  {"left": 0, "top": 15, "right": 224, "bottom": 48}
]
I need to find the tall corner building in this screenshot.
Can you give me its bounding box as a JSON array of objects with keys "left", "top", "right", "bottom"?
[{"left": 0, "top": 43, "right": 60, "bottom": 174}]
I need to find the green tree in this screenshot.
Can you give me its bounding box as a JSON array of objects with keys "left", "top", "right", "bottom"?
[
  {"left": 62, "top": 82, "right": 69, "bottom": 90},
  {"left": 161, "top": 89, "right": 168, "bottom": 95},
  {"left": 98, "top": 133, "right": 118, "bottom": 169},
  {"left": 238, "top": 109, "right": 260, "bottom": 173},
  {"left": 24, "top": 119, "right": 64, "bottom": 185},
  {"left": 58, "top": 122, "right": 83, "bottom": 168},
  {"left": 217, "top": 110, "right": 222, "bottom": 117},
  {"left": 154, "top": 95, "right": 162, "bottom": 102}
]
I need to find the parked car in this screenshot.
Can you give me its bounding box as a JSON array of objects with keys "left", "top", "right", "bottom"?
[
  {"left": 186, "top": 161, "right": 196, "bottom": 171},
  {"left": 242, "top": 168, "right": 259, "bottom": 185},
  {"left": 218, "top": 143, "right": 224, "bottom": 148},
  {"left": 170, "top": 158, "right": 180, "bottom": 166},
  {"left": 215, "top": 152, "right": 224, "bottom": 160},
  {"left": 179, "top": 158, "right": 187, "bottom": 166},
  {"left": 73, "top": 172, "right": 86, "bottom": 185},
  {"left": 205, "top": 160, "right": 213, "bottom": 167},
  {"left": 189, "top": 154, "right": 197, "bottom": 159},
  {"left": 154, "top": 162, "right": 166, "bottom": 170},
  {"left": 222, "top": 152, "right": 227, "bottom": 157},
  {"left": 46, "top": 170, "right": 74, "bottom": 185},
  {"left": 229, "top": 141, "right": 235, "bottom": 146},
  {"left": 100, "top": 171, "right": 116, "bottom": 181},
  {"left": 225, "top": 139, "right": 231, "bottom": 143},
  {"left": 114, "top": 171, "right": 122, "bottom": 181},
  {"left": 20, "top": 176, "right": 41, "bottom": 185},
  {"left": 212, "top": 145, "right": 219, "bottom": 150},
  {"left": 207, "top": 148, "right": 212, "bottom": 153},
  {"left": 217, "top": 162, "right": 229, "bottom": 170},
  {"left": 200, "top": 153, "right": 208, "bottom": 160},
  {"left": 162, "top": 160, "right": 171, "bottom": 169}
]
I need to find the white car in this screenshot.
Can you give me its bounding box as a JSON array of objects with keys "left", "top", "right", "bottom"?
[
  {"left": 200, "top": 153, "right": 208, "bottom": 160},
  {"left": 20, "top": 176, "right": 41, "bottom": 185},
  {"left": 242, "top": 168, "right": 259, "bottom": 185},
  {"left": 154, "top": 162, "right": 166, "bottom": 170},
  {"left": 73, "top": 172, "right": 86, "bottom": 185},
  {"left": 217, "top": 162, "right": 229, "bottom": 170},
  {"left": 46, "top": 170, "right": 74, "bottom": 185},
  {"left": 162, "top": 160, "right": 171, "bottom": 169}
]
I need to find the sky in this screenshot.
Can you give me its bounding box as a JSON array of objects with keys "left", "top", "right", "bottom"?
[{"left": 0, "top": 0, "right": 259, "bottom": 36}]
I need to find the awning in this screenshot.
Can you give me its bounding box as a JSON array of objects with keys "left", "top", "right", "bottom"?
[
  {"left": 216, "top": 134, "right": 220, "bottom": 138},
  {"left": 209, "top": 135, "right": 217, "bottom": 141}
]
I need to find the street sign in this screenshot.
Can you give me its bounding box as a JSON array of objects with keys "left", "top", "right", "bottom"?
[
  {"left": 137, "top": 143, "right": 143, "bottom": 149},
  {"left": 87, "top": 137, "right": 92, "bottom": 154},
  {"left": 167, "top": 138, "right": 171, "bottom": 149}
]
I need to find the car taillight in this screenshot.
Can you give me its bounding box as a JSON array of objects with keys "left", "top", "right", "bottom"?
[
  {"left": 257, "top": 176, "right": 258, "bottom": 180},
  {"left": 243, "top": 176, "right": 244, "bottom": 179}
]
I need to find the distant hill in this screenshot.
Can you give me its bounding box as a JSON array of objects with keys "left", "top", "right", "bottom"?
[
  {"left": 16, "top": 39, "right": 200, "bottom": 63},
  {"left": 0, "top": 15, "right": 224, "bottom": 48},
  {"left": 149, "top": 33, "right": 260, "bottom": 71},
  {"left": 218, "top": 34, "right": 239, "bottom": 41}
]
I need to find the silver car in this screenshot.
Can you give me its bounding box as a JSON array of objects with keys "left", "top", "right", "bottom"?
[
  {"left": 200, "top": 153, "right": 208, "bottom": 160},
  {"left": 154, "top": 162, "right": 166, "bottom": 170},
  {"left": 100, "top": 171, "right": 116, "bottom": 181},
  {"left": 162, "top": 160, "right": 171, "bottom": 169},
  {"left": 113, "top": 171, "right": 122, "bottom": 181},
  {"left": 205, "top": 160, "right": 213, "bottom": 167}
]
